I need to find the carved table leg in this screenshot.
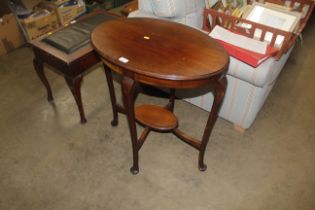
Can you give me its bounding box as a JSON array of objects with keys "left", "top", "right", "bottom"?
[
  {"left": 198, "top": 76, "right": 227, "bottom": 171},
  {"left": 121, "top": 76, "right": 139, "bottom": 175},
  {"left": 166, "top": 88, "right": 176, "bottom": 112},
  {"left": 103, "top": 64, "right": 119, "bottom": 126},
  {"left": 64, "top": 75, "right": 87, "bottom": 124},
  {"left": 33, "top": 58, "right": 53, "bottom": 101}
]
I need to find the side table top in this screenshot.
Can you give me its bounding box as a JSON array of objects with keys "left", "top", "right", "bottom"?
[
  {"left": 91, "top": 18, "right": 228, "bottom": 84},
  {"left": 31, "top": 11, "right": 119, "bottom": 64}
]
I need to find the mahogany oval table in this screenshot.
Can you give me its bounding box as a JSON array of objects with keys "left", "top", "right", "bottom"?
[{"left": 91, "top": 18, "right": 229, "bottom": 174}]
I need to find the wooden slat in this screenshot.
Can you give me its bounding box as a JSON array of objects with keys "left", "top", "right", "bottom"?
[{"left": 203, "top": 0, "right": 314, "bottom": 59}]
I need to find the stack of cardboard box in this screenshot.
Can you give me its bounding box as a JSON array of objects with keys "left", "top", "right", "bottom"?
[
  {"left": 85, "top": 0, "right": 115, "bottom": 13},
  {"left": 0, "top": 1, "right": 25, "bottom": 57},
  {"left": 43, "top": 0, "right": 86, "bottom": 26},
  {"left": 17, "top": 0, "right": 86, "bottom": 41},
  {"left": 20, "top": 3, "right": 60, "bottom": 41},
  {"left": 20, "top": 0, "right": 43, "bottom": 11}
]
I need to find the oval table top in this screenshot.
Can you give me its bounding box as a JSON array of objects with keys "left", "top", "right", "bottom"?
[{"left": 91, "top": 18, "right": 228, "bottom": 86}]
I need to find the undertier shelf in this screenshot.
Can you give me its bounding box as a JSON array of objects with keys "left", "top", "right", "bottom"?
[{"left": 135, "top": 104, "right": 178, "bottom": 131}]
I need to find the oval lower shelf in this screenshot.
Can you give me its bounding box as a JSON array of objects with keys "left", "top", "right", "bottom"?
[{"left": 135, "top": 104, "right": 178, "bottom": 131}]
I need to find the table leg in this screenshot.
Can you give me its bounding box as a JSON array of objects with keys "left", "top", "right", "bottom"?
[
  {"left": 121, "top": 76, "right": 139, "bottom": 175},
  {"left": 198, "top": 76, "right": 227, "bottom": 171},
  {"left": 103, "top": 64, "right": 118, "bottom": 126},
  {"left": 64, "top": 75, "right": 87, "bottom": 124},
  {"left": 166, "top": 88, "right": 176, "bottom": 112},
  {"left": 33, "top": 58, "right": 53, "bottom": 101}
]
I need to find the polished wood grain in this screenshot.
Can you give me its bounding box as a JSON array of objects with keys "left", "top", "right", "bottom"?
[
  {"left": 135, "top": 104, "right": 178, "bottom": 131},
  {"left": 91, "top": 18, "right": 228, "bottom": 87},
  {"left": 91, "top": 18, "right": 228, "bottom": 174},
  {"left": 120, "top": 0, "right": 138, "bottom": 17}
]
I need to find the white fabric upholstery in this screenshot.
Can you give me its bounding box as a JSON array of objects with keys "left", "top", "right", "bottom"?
[
  {"left": 178, "top": 47, "right": 294, "bottom": 129},
  {"left": 151, "top": 0, "right": 176, "bottom": 17},
  {"left": 128, "top": 0, "right": 295, "bottom": 130},
  {"left": 128, "top": 0, "right": 206, "bottom": 29}
]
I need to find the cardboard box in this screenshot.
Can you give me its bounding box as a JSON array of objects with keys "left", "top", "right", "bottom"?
[
  {"left": 104, "top": 0, "right": 114, "bottom": 10},
  {"left": 115, "top": 0, "right": 132, "bottom": 7},
  {"left": 20, "top": 0, "right": 43, "bottom": 11},
  {"left": 20, "top": 6, "right": 60, "bottom": 41},
  {"left": 86, "top": 2, "right": 105, "bottom": 13},
  {"left": 96, "top": 0, "right": 115, "bottom": 10},
  {"left": 86, "top": 0, "right": 114, "bottom": 13},
  {"left": 44, "top": 0, "right": 86, "bottom": 26},
  {"left": 0, "top": 13, "right": 25, "bottom": 57},
  {"left": 57, "top": 2, "right": 86, "bottom": 25}
]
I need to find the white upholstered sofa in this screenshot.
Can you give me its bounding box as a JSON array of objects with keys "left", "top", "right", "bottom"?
[
  {"left": 180, "top": 49, "right": 293, "bottom": 131},
  {"left": 128, "top": 0, "right": 205, "bottom": 29},
  {"left": 128, "top": 0, "right": 295, "bottom": 131}
]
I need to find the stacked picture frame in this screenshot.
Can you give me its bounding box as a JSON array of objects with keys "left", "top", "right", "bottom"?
[{"left": 203, "top": 0, "right": 314, "bottom": 60}]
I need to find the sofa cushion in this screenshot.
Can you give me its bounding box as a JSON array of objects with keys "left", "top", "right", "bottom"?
[
  {"left": 227, "top": 47, "right": 292, "bottom": 87},
  {"left": 150, "top": 0, "right": 205, "bottom": 18},
  {"left": 138, "top": 0, "right": 154, "bottom": 13},
  {"left": 172, "top": 10, "right": 205, "bottom": 29},
  {"left": 128, "top": 10, "right": 160, "bottom": 19},
  {"left": 129, "top": 0, "right": 206, "bottom": 29},
  {"left": 151, "top": 0, "right": 177, "bottom": 17},
  {"left": 129, "top": 10, "right": 204, "bottom": 30}
]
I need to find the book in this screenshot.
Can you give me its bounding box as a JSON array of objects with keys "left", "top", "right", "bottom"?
[
  {"left": 209, "top": 25, "right": 268, "bottom": 54},
  {"left": 215, "top": 39, "right": 278, "bottom": 67},
  {"left": 209, "top": 25, "right": 278, "bottom": 67}
]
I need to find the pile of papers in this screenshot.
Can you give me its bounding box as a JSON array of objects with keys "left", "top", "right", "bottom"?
[{"left": 209, "top": 25, "right": 278, "bottom": 67}]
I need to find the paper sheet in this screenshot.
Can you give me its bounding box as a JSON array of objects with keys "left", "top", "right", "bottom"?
[{"left": 209, "top": 25, "right": 267, "bottom": 54}]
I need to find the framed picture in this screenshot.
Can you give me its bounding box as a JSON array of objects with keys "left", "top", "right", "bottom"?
[
  {"left": 243, "top": 3, "right": 301, "bottom": 32},
  {"left": 207, "top": 0, "right": 219, "bottom": 8},
  {"left": 221, "top": 0, "right": 247, "bottom": 8}
]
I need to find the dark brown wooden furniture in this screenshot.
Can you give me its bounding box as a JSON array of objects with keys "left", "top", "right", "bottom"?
[
  {"left": 91, "top": 18, "right": 229, "bottom": 174},
  {"left": 31, "top": 11, "right": 118, "bottom": 123},
  {"left": 120, "top": 0, "right": 138, "bottom": 16}
]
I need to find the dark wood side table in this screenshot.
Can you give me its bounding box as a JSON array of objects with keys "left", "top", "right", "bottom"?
[
  {"left": 31, "top": 11, "right": 118, "bottom": 123},
  {"left": 120, "top": 0, "right": 138, "bottom": 16},
  {"left": 91, "top": 18, "right": 229, "bottom": 174}
]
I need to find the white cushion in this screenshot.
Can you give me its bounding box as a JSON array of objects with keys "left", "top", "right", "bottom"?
[
  {"left": 138, "top": 0, "right": 154, "bottom": 13},
  {"left": 128, "top": 10, "right": 159, "bottom": 19},
  {"left": 151, "top": 0, "right": 177, "bottom": 17},
  {"left": 130, "top": 0, "right": 206, "bottom": 29}
]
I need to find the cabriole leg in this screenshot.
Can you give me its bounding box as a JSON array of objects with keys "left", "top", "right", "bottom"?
[
  {"left": 198, "top": 76, "right": 227, "bottom": 171},
  {"left": 65, "top": 75, "right": 87, "bottom": 124},
  {"left": 33, "top": 58, "right": 53, "bottom": 101},
  {"left": 103, "top": 64, "right": 119, "bottom": 126},
  {"left": 121, "top": 76, "right": 139, "bottom": 175}
]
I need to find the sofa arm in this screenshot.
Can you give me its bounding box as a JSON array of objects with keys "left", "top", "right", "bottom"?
[
  {"left": 137, "top": 0, "right": 205, "bottom": 18},
  {"left": 128, "top": 10, "right": 159, "bottom": 19},
  {"left": 227, "top": 46, "right": 293, "bottom": 87}
]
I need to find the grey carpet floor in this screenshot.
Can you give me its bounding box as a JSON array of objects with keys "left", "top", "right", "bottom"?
[{"left": 0, "top": 14, "right": 314, "bottom": 210}]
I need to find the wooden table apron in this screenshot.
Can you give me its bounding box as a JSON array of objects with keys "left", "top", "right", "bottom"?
[{"left": 91, "top": 18, "right": 229, "bottom": 174}]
